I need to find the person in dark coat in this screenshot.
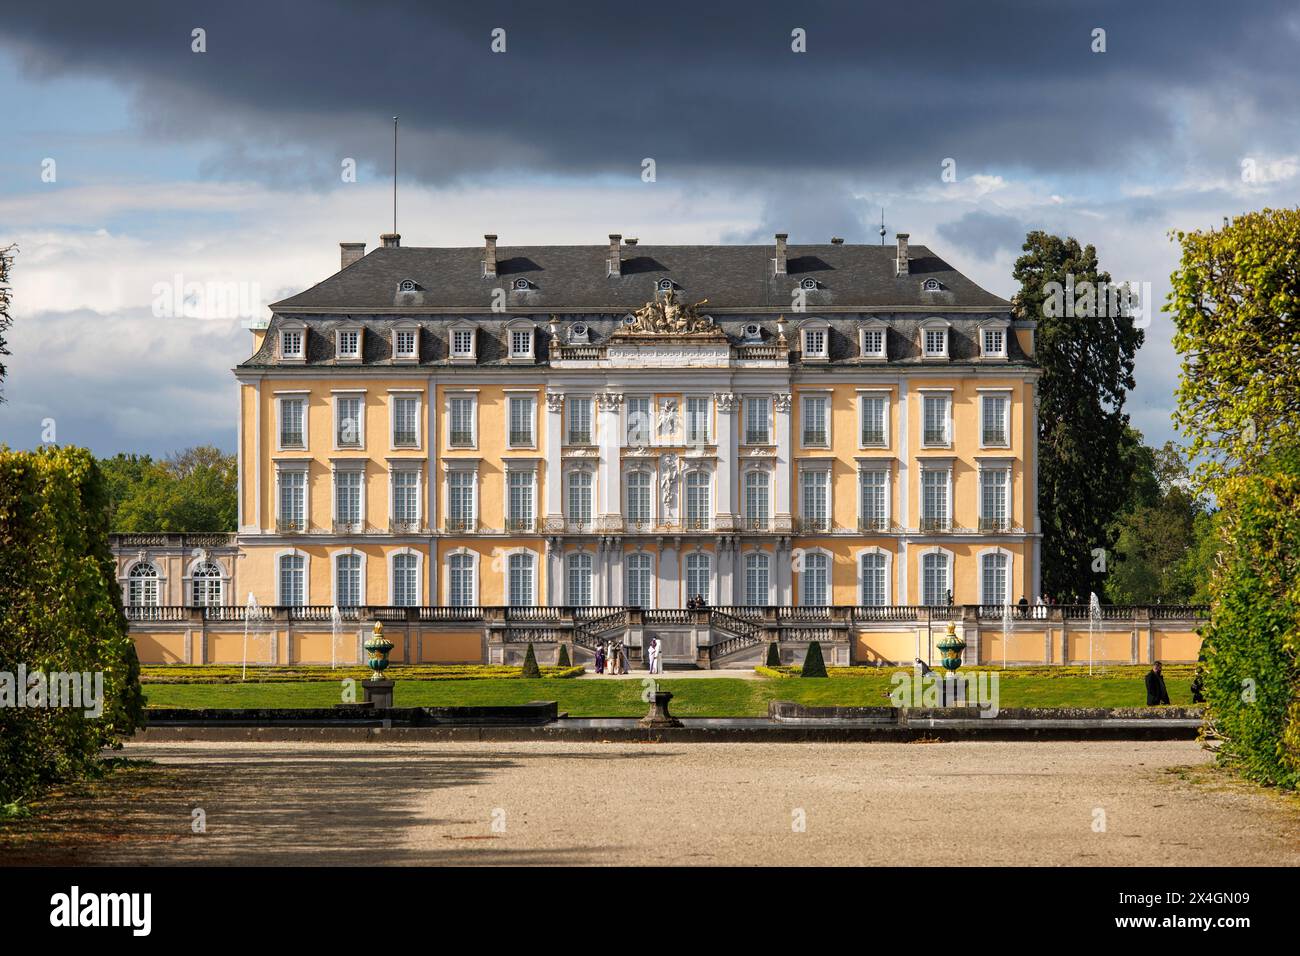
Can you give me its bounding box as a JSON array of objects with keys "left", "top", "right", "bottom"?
[
  {"left": 1190, "top": 646, "right": 1207, "bottom": 703},
  {"left": 1017, "top": 595, "right": 1029, "bottom": 618},
  {"left": 1145, "top": 661, "right": 1171, "bottom": 706}
]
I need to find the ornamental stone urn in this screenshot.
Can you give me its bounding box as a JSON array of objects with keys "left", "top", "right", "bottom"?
[
  {"left": 936, "top": 621, "right": 966, "bottom": 673},
  {"left": 362, "top": 621, "right": 395, "bottom": 709}
]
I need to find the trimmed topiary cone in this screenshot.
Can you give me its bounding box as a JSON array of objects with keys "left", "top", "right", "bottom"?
[
  {"left": 800, "top": 640, "right": 828, "bottom": 678},
  {"left": 521, "top": 642, "right": 542, "bottom": 679},
  {"left": 557, "top": 644, "right": 572, "bottom": 668},
  {"left": 766, "top": 642, "right": 781, "bottom": 667}
]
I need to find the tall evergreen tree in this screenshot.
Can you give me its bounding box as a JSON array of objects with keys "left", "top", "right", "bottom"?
[
  {"left": 0, "top": 244, "right": 14, "bottom": 402},
  {"left": 1012, "top": 232, "right": 1144, "bottom": 602}
]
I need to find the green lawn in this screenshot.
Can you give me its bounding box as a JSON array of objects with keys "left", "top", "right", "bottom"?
[{"left": 143, "top": 669, "right": 1196, "bottom": 716}]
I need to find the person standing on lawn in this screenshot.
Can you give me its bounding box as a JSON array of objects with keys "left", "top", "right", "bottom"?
[{"left": 1145, "top": 661, "right": 1171, "bottom": 706}]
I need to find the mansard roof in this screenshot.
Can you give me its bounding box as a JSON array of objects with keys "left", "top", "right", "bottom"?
[{"left": 270, "top": 242, "right": 1011, "bottom": 313}]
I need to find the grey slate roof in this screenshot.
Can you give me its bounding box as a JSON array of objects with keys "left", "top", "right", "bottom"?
[{"left": 270, "top": 242, "right": 1011, "bottom": 313}]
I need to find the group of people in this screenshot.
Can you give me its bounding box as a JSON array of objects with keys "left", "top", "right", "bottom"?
[
  {"left": 686, "top": 593, "right": 708, "bottom": 609},
  {"left": 594, "top": 639, "right": 629, "bottom": 674}
]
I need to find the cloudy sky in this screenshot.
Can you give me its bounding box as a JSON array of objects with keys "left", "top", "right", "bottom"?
[{"left": 1, "top": 0, "right": 1298, "bottom": 456}]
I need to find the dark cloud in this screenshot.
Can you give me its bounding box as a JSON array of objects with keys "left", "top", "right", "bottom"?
[
  {"left": 4, "top": 0, "right": 1300, "bottom": 186},
  {"left": 936, "top": 210, "right": 1029, "bottom": 260}
]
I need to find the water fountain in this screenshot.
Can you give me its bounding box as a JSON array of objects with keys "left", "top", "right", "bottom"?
[
  {"left": 330, "top": 605, "right": 342, "bottom": 670},
  {"left": 1088, "top": 591, "right": 1103, "bottom": 677},
  {"left": 1001, "top": 601, "right": 1012, "bottom": 670},
  {"left": 241, "top": 592, "right": 267, "bottom": 682}
]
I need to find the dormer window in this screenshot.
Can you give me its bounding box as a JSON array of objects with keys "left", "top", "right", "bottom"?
[
  {"left": 922, "top": 278, "right": 942, "bottom": 292},
  {"left": 398, "top": 279, "right": 417, "bottom": 293},
  {"left": 656, "top": 278, "right": 673, "bottom": 293},
  {"left": 742, "top": 323, "right": 762, "bottom": 343},
  {"left": 800, "top": 322, "right": 829, "bottom": 362},
  {"left": 279, "top": 328, "right": 305, "bottom": 362},
  {"left": 800, "top": 277, "right": 818, "bottom": 291},
  {"left": 336, "top": 328, "right": 362, "bottom": 361},
  {"left": 570, "top": 323, "right": 590, "bottom": 344},
  {"left": 393, "top": 327, "right": 418, "bottom": 361},
  {"left": 508, "top": 326, "right": 535, "bottom": 362},
  {"left": 512, "top": 278, "right": 531, "bottom": 292},
  {"left": 981, "top": 327, "right": 1007, "bottom": 358},
  {"left": 921, "top": 322, "right": 950, "bottom": 360},
  {"left": 859, "top": 327, "right": 886, "bottom": 360},
  {"left": 450, "top": 325, "right": 476, "bottom": 364}
]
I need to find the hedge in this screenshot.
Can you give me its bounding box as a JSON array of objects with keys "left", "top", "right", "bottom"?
[{"left": 0, "top": 446, "right": 145, "bottom": 806}]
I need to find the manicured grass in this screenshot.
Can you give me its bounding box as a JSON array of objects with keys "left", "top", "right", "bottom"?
[{"left": 142, "top": 668, "right": 1197, "bottom": 715}]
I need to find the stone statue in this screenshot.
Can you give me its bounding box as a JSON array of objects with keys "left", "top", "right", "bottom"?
[{"left": 625, "top": 289, "right": 715, "bottom": 335}]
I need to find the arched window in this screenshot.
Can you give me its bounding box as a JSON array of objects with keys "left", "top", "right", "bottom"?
[
  {"left": 685, "top": 471, "right": 710, "bottom": 529},
  {"left": 981, "top": 552, "right": 1009, "bottom": 606},
  {"left": 744, "top": 470, "right": 769, "bottom": 530},
  {"left": 800, "top": 552, "right": 830, "bottom": 606},
  {"left": 625, "top": 471, "right": 651, "bottom": 527},
  {"left": 128, "top": 562, "right": 160, "bottom": 607},
  {"left": 335, "top": 553, "right": 363, "bottom": 607},
  {"left": 743, "top": 552, "right": 770, "bottom": 607},
  {"left": 567, "top": 470, "right": 593, "bottom": 528},
  {"left": 860, "top": 552, "right": 888, "bottom": 606},
  {"left": 922, "top": 552, "right": 950, "bottom": 606},
  {"left": 448, "top": 553, "right": 475, "bottom": 607},
  {"left": 191, "top": 561, "right": 223, "bottom": 607},
  {"left": 392, "top": 553, "right": 419, "bottom": 607},
  {"left": 278, "top": 554, "right": 305, "bottom": 606},
  {"left": 626, "top": 552, "right": 653, "bottom": 608},
  {"left": 507, "top": 552, "right": 535, "bottom": 606},
  {"left": 566, "top": 552, "right": 593, "bottom": 607},
  {"left": 684, "top": 552, "right": 711, "bottom": 605}
]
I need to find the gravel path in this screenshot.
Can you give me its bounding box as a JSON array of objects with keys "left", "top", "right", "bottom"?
[{"left": 5, "top": 740, "right": 1298, "bottom": 866}]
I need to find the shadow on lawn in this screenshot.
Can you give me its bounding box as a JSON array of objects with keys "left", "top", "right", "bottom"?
[{"left": 0, "top": 747, "right": 678, "bottom": 866}]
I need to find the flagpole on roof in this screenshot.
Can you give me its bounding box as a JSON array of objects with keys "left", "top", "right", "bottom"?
[{"left": 392, "top": 116, "right": 399, "bottom": 235}]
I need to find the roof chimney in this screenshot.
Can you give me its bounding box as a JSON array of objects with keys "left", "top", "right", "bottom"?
[
  {"left": 340, "top": 242, "right": 366, "bottom": 270},
  {"left": 624, "top": 238, "right": 638, "bottom": 246},
  {"left": 380, "top": 233, "right": 401, "bottom": 248},
  {"left": 608, "top": 234, "right": 622, "bottom": 277},
  {"left": 774, "top": 233, "right": 788, "bottom": 275},
  {"left": 895, "top": 233, "right": 909, "bottom": 276},
  {"left": 830, "top": 237, "right": 844, "bottom": 245},
  {"left": 484, "top": 234, "right": 498, "bottom": 277}
]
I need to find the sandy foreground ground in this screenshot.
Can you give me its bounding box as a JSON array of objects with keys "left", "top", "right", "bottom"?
[{"left": 4, "top": 740, "right": 1299, "bottom": 866}]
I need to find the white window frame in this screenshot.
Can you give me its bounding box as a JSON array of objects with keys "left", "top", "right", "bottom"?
[
  {"left": 742, "top": 550, "right": 772, "bottom": 607},
  {"left": 187, "top": 558, "right": 227, "bottom": 608},
  {"left": 449, "top": 323, "right": 477, "bottom": 364},
  {"left": 566, "top": 396, "right": 594, "bottom": 446},
  {"left": 446, "top": 391, "right": 478, "bottom": 449},
  {"left": 798, "top": 463, "right": 833, "bottom": 532},
  {"left": 978, "top": 547, "right": 1014, "bottom": 606},
  {"left": 856, "top": 547, "right": 893, "bottom": 607},
  {"left": 685, "top": 395, "right": 712, "bottom": 445},
  {"left": 743, "top": 395, "right": 771, "bottom": 446},
  {"left": 444, "top": 548, "right": 480, "bottom": 607},
  {"left": 979, "top": 320, "right": 1010, "bottom": 360},
  {"left": 979, "top": 390, "right": 1012, "bottom": 448},
  {"left": 624, "top": 396, "right": 653, "bottom": 446},
  {"left": 625, "top": 550, "right": 656, "bottom": 609},
  {"left": 276, "top": 392, "right": 309, "bottom": 451},
  {"left": 279, "top": 324, "right": 306, "bottom": 363},
  {"left": 742, "top": 465, "right": 771, "bottom": 531},
  {"left": 798, "top": 548, "right": 832, "bottom": 607},
  {"left": 921, "top": 320, "right": 950, "bottom": 360},
  {"left": 504, "top": 462, "right": 537, "bottom": 532},
  {"left": 335, "top": 327, "right": 363, "bottom": 362},
  {"left": 857, "top": 464, "right": 891, "bottom": 531},
  {"left": 920, "top": 390, "right": 953, "bottom": 448},
  {"left": 683, "top": 551, "right": 713, "bottom": 606},
  {"left": 566, "top": 550, "right": 594, "bottom": 607},
  {"left": 333, "top": 391, "right": 366, "bottom": 450},
  {"left": 444, "top": 462, "right": 479, "bottom": 532},
  {"left": 331, "top": 463, "right": 367, "bottom": 532},
  {"left": 565, "top": 466, "right": 595, "bottom": 530},
  {"left": 392, "top": 325, "right": 419, "bottom": 362},
  {"left": 683, "top": 468, "right": 711, "bottom": 530},
  {"left": 919, "top": 464, "right": 953, "bottom": 533},
  {"left": 857, "top": 389, "right": 889, "bottom": 449},
  {"left": 800, "top": 321, "right": 829, "bottom": 362},
  {"left": 624, "top": 467, "right": 654, "bottom": 529},
  {"left": 274, "top": 548, "right": 310, "bottom": 606},
  {"left": 274, "top": 461, "right": 310, "bottom": 532},
  {"left": 919, "top": 547, "right": 954, "bottom": 606},
  {"left": 800, "top": 392, "right": 831, "bottom": 449},
  {"left": 978, "top": 461, "right": 1012, "bottom": 532},
  {"left": 126, "top": 560, "right": 162, "bottom": 607},
  {"left": 388, "top": 464, "right": 422, "bottom": 531},
  {"left": 505, "top": 392, "right": 537, "bottom": 449},
  {"left": 504, "top": 548, "right": 539, "bottom": 607},
  {"left": 331, "top": 549, "right": 367, "bottom": 607},
  {"left": 389, "top": 548, "right": 423, "bottom": 606},
  {"left": 389, "top": 391, "right": 422, "bottom": 450},
  {"left": 859, "top": 323, "right": 887, "bottom": 360},
  {"left": 506, "top": 323, "right": 535, "bottom": 363}
]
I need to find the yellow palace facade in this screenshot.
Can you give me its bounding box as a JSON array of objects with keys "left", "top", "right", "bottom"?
[{"left": 234, "top": 232, "right": 1041, "bottom": 615}]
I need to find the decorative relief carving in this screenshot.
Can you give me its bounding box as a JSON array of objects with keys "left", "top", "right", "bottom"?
[
  {"left": 545, "top": 392, "right": 564, "bottom": 413},
  {"left": 773, "top": 393, "right": 793, "bottom": 413},
  {"left": 598, "top": 392, "right": 624, "bottom": 411},
  {"left": 620, "top": 289, "right": 716, "bottom": 335},
  {"left": 713, "top": 392, "right": 737, "bottom": 412}
]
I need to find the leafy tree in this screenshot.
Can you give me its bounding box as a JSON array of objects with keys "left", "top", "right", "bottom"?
[
  {"left": 1169, "top": 208, "right": 1300, "bottom": 496},
  {"left": 520, "top": 643, "right": 541, "bottom": 679},
  {"left": 800, "top": 641, "right": 828, "bottom": 678},
  {"left": 1012, "top": 232, "right": 1145, "bottom": 603},
  {"left": 99, "top": 446, "right": 237, "bottom": 532},
  {"left": 0, "top": 244, "right": 14, "bottom": 401}
]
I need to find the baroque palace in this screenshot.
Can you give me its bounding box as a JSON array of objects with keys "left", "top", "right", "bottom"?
[{"left": 112, "top": 232, "right": 1206, "bottom": 668}]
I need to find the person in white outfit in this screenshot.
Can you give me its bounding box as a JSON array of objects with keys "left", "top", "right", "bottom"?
[{"left": 648, "top": 637, "right": 663, "bottom": 674}]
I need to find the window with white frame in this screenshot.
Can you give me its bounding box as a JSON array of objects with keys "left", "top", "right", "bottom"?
[
  {"left": 392, "top": 553, "right": 419, "bottom": 606},
  {"left": 923, "top": 327, "right": 948, "bottom": 357},
  {"left": 626, "top": 397, "right": 651, "bottom": 445},
  {"left": 334, "top": 469, "right": 364, "bottom": 530},
  {"left": 981, "top": 393, "right": 1010, "bottom": 446},
  {"left": 509, "top": 328, "right": 534, "bottom": 361},
  {"left": 566, "top": 552, "right": 593, "bottom": 606},
  {"left": 744, "top": 396, "right": 770, "bottom": 445},
  {"left": 981, "top": 327, "right": 1007, "bottom": 358},
  {"left": 982, "top": 552, "right": 1009, "bottom": 605},
  {"left": 920, "top": 468, "right": 949, "bottom": 531},
  {"left": 860, "top": 327, "right": 886, "bottom": 358},
  {"left": 391, "top": 469, "right": 420, "bottom": 528},
  {"left": 860, "top": 552, "right": 888, "bottom": 606},
  {"left": 921, "top": 552, "right": 950, "bottom": 606},
  {"left": 280, "top": 328, "right": 305, "bottom": 360},
  {"left": 507, "top": 469, "right": 535, "bottom": 531},
  {"left": 128, "top": 563, "right": 160, "bottom": 606},
  {"left": 625, "top": 553, "right": 653, "bottom": 608},
  {"left": 685, "top": 552, "right": 712, "bottom": 605},
  {"left": 448, "top": 395, "right": 476, "bottom": 447},
  {"left": 566, "top": 396, "right": 593, "bottom": 445},
  {"left": 744, "top": 470, "right": 770, "bottom": 530},
  {"left": 279, "top": 397, "right": 306, "bottom": 449},
  {"left": 394, "top": 328, "right": 417, "bottom": 359},
  {"left": 507, "top": 552, "right": 535, "bottom": 606},
  {"left": 336, "top": 395, "right": 363, "bottom": 447},
  {"left": 191, "top": 561, "right": 223, "bottom": 607},
  {"left": 335, "top": 553, "right": 362, "bottom": 607},
  {"left": 508, "top": 395, "right": 535, "bottom": 447},
  {"left": 859, "top": 394, "right": 887, "bottom": 446},
  {"left": 802, "top": 327, "right": 828, "bottom": 359},
  {"left": 567, "top": 469, "right": 593, "bottom": 528},
  {"left": 391, "top": 395, "right": 419, "bottom": 447},
  {"left": 801, "top": 394, "right": 829, "bottom": 446},
  {"left": 800, "top": 552, "right": 830, "bottom": 606},
  {"left": 451, "top": 327, "right": 475, "bottom": 360},
  {"left": 800, "top": 468, "right": 830, "bottom": 531},
  {"left": 336, "top": 329, "right": 361, "bottom": 360},
  {"left": 743, "top": 552, "right": 770, "bottom": 606},
  {"left": 447, "top": 553, "right": 475, "bottom": 606},
  {"left": 859, "top": 468, "right": 888, "bottom": 530},
  {"left": 447, "top": 470, "right": 475, "bottom": 531},
  {"left": 980, "top": 467, "right": 1010, "bottom": 531},
  {"left": 625, "top": 471, "right": 652, "bottom": 527},
  {"left": 685, "top": 397, "right": 711, "bottom": 445},
  {"left": 279, "top": 554, "right": 305, "bottom": 606},
  {"left": 922, "top": 394, "right": 951, "bottom": 446},
  {"left": 278, "top": 469, "right": 306, "bottom": 530},
  {"left": 684, "top": 471, "right": 710, "bottom": 529}
]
